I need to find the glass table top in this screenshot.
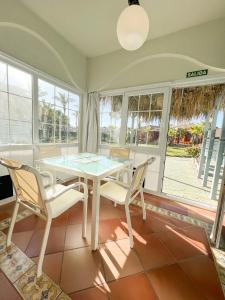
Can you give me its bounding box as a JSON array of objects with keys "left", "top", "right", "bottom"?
[{"left": 41, "top": 152, "right": 129, "bottom": 177}]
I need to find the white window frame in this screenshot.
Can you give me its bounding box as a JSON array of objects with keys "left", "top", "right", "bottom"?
[
  {"left": 0, "top": 51, "right": 82, "bottom": 149},
  {"left": 99, "top": 86, "right": 171, "bottom": 155}
]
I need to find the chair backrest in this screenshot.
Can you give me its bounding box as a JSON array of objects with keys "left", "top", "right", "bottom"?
[
  {"left": 37, "top": 145, "right": 61, "bottom": 159},
  {"left": 0, "top": 158, "right": 47, "bottom": 217},
  {"left": 109, "top": 147, "right": 130, "bottom": 160},
  {"left": 126, "top": 157, "right": 155, "bottom": 203}
]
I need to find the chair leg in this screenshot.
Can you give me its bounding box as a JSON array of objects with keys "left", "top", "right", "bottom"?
[
  {"left": 37, "top": 219, "right": 52, "bottom": 278},
  {"left": 140, "top": 190, "right": 146, "bottom": 221},
  {"left": 6, "top": 201, "right": 20, "bottom": 248},
  {"left": 125, "top": 204, "right": 134, "bottom": 248},
  {"left": 82, "top": 198, "right": 88, "bottom": 238},
  {"left": 114, "top": 202, "right": 117, "bottom": 207}
]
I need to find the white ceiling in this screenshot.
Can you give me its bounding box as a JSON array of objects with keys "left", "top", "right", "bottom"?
[{"left": 20, "top": 0, "right": 225, "bottom": 58}]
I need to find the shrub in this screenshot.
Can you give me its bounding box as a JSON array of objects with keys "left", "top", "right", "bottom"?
[{"left": 185, "top": 146, "right": 200, "bottom": 157}]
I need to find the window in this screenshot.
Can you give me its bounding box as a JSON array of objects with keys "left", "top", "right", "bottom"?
[
  {"left": 99, "top": 95, "right": 122, "bottom": 144},
  {"left": 0, "top": 61, "right": 32, "bottom": 144},
  {"left": 126, "top": 93, "right": 163, "bottom": 146},
  {"left": 38, "top": 79, "right": 79, "bottom": 143}
]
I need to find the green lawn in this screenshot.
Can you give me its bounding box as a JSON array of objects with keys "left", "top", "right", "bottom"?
[{"left": 166, "top": 146, "right": 192, "bottom": 157}]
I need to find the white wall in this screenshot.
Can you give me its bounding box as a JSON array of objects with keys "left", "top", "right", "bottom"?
[
  {"left": 87, "top": 18, "right": 225, "bottom": 91},
  {"left": 0, "top": 0, "right": 87, "bottom": 91}
]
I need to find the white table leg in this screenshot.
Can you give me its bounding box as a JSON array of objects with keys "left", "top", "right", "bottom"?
[{"left": 91, "top": 178, "right": 100, "bottom": 250}]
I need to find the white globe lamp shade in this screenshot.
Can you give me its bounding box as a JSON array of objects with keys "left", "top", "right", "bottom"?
[{"left": 117, "top": 4, "right": 149, "bottom": 51}]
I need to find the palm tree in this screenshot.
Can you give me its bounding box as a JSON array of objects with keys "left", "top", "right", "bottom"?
[{"left": 190, "top": 123, "right": 204, "bottom": 145}]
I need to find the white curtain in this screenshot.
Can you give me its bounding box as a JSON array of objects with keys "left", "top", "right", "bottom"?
[{"left": 80, "top": 91, "right": 99, "bottom": 153}]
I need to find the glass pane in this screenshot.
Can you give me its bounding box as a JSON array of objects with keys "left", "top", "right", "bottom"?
[
  {"left": 147, "top": 131, "right": 159, "bottom": 145},
  {"left": 139, "top": 112, "right": 150, "bottom": 128},
  {"left": 68, "top": 110, "right": 78, "bottom": 127},
  {"left": 128, "top": 96, "right": 139, "bottom": 111},
  {"left": 0, "top": 92, "right": 8, "bottom": 119},
  {"left": 55, "top": 125, "right": 67, "bottom": 143},
  {"left": 127, "top": 112, "right": 138, "bottom": 129},
  {"left": 100, "top": 96, "right": 112, "bottom": 113},
  {"left": 10, "top": 121, "right": 32, "bottom": 144},
  {"left": 69, "top": 93, "right": 79, "bottom": 110},
  {"left": 8, "top": 65, "right": 32, "bottom": 98},
  {"left": 39, "top": 102, "right": 54, "bottom": 124},
  {"left": 126, "top": 129, "right": 137, "bottom": 145},
  {"left": 137, "top": 130, "right": 148, "bottom": 145},
  {"left": 55, "top": 87, "right": 69, "bottom": 108},
  {"left": 68, "top": 126, "right": 78, "bottom": 142},
  {"left": 151, "top": 93, "right": 164, "bottom": 110},
  {"left": 0, "top": 62, "right": 7, "bottom": 92},
  {"left": 38, "top": 79, "right": 54, "bottom": 104},
  {"left": 101, "top": 128, "right": 110, "bottom": 144},
  {"left": 101, "top": 112, "right": 111, "bottom": 128},
  {"left": 139, "top": 94, "right": 151, "bottom": 111},
  {"left": 112, "top": 95, "right": 122, "bottom": 112},
  {"left": 109, "top": 127, "right": 120, "bottom": 144},
  {"left": 55, "top": 106, "right": 68, "bottom": 126},
  {"left": 0, "top": 120, "right": 9, "bottom": 144},
  {"left": 39, "top": 123, "right": 54, "bottom": 143},
  {"left": 150, "top": 112, "right": 162, "bottom": 128},
  {"left": 9, "top": 95, "right": 32, "bottom": 122},
  {"left": 111, "top": 111, "right": 121, "bottom": 128}
]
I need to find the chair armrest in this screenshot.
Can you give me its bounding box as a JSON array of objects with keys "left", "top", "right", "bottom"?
[
  {"left": 40, "top": 171, "right": 54, "bottom": 186},
  {"left": 45, "top": 182, "right": 88, "bottom": 202}
]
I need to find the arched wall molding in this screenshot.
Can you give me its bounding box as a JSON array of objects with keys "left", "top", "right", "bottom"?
[
  {"left": 0, "top": 22, "right": 82, "bottom": 91},
  {"left": 97, "top": 52, "right": 225, "bottom": 91}
]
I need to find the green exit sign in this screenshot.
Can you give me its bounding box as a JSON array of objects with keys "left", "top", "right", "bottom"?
[{"left": 186, "top": 69, "right": 208, "bottom": 78}]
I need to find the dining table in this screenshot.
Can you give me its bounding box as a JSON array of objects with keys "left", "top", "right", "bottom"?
[{"left": 38, "top": 152, "right": 130, "bottom": 250}]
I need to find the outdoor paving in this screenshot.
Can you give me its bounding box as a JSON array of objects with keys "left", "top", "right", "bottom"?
[{"left": 162, "top": 156, "right": 219, "bottom": 206}]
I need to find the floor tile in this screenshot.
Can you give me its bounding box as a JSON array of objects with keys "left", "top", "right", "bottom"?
[
  {"left": 13, "top": 215, "right": 38, "bottom": 233},
  {"left": 179, "top": 255, "right": 224, "bottom": 300},
  {"left": 70, "top": 286, "right": 109, "bottom": 300},
  {"left": 99, "top": 199, "right": 126, "bottom": 220},
  {"left": 12, "top": 230, "right": 34, "bottom": 252},
  {"left": 67, "top": 202, "right": 91, "bottom": 225},
  {"left": 26, "top": 226, "right": 66, "bottom": 257},
  {"left": 108, "top": 273, "right": 158, "bottom": 300},
  {"left": 134, "top": 233, "right": 176, "bottom": 270},
  {"left": 38, "top": 212, "right": 69, "bottom": 228},
  {"left": 100, "top": 239, "right": 143, "bottom": 281},
  {"left": 15, "top": 265, "right": 62, "bottom": 300},
  {"left": 177, "top": 226, "right": 212, "bottom": 255},
  {"left": 147, "top": 264, "right": 206, "bottom": 300},
  {"left": 57, "top": 292, "right": 72, "bottom": 300},
  {"left": 0, "top": 245, "right": 34, "bottom": 283},
  {"left": 60, "top": 247, "right": 105, "bottom": 294},
  {"left": 0, "top": 272, "right": 22, "bottom": 300},
  {"left": 64, "top": 223, "right": 91, "bottom": 250},
  {"left": 99, "top": 219, "right": 128, "bottom": 243},
  {"left": 121, "top": 214, "right": 170, "bottom": 238},
  {"left": 155, "top": 226, "right": 209, "bottom": 261},
  {"left": 32, "top": 252, "right": 63, "bottom": 284}
]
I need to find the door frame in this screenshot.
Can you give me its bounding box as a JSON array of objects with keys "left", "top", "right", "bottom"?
[{"left": 99, "top": 73, "right": 225, "bottom": 210}]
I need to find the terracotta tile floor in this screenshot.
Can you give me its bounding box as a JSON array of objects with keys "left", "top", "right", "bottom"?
[{"left": 0, "top": 194, "right": 224, "bottom": 300}]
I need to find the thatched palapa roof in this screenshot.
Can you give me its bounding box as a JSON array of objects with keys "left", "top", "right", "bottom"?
[
  {"left": 100, "top": 84, "right": 225, "bottom": 121},
  {"left": 171, "top": 84, "right": 225, "bottom": 121}
]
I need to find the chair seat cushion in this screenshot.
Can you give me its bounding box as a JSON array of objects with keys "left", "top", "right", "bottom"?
[
  {"left": 99, "top": 182, "right": 128, "bottom": 204},
  {"left": 46, "top": 184, "right": 84, "bottom": 218}
]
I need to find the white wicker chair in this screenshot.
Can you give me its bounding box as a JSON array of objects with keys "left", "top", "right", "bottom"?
[
  {"left": 99, "top": 157, "right": 155, "bottom": 248},
  {"left": 0, "top": 158, "right": 88, "bottom": 278}
]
